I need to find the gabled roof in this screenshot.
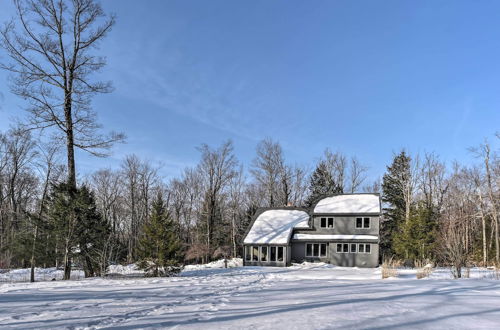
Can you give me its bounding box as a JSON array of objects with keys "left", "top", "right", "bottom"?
[
  {"left": 313, "top": 194, "right": 380, "bottom": 214},
  {"left": 243, "top": 209, "right": 310, "bottom": 245}
]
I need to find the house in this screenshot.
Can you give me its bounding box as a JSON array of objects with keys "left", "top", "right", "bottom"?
[{"left": 242, "top": 193, "right": 380, "bottom": 268}]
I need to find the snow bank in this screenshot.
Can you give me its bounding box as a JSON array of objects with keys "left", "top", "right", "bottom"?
[
  {"left": 107, "top": 263, "right": 143, "bottom": 275},
  {"left": 0, "top": 267, "right": 84, "bottom": 282},
  {"left": 314, "top": 194, "right": 380, "bottom": 214},
  {"left": 244, "top": 209, "right": 310, "bottom": 244},
  {"left": 183, "top": 258, "right": 243, "bottom": 271}
]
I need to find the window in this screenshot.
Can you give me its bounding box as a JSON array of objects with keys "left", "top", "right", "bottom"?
[
  {"left": 358, "top": 244, "right": 371, "bottom": 253},
  {"left": 350, "top": 243, "right": 357, "bottom": 253},
  {"left": 306, "top": 243, "right": 327, "bottom": 257},
  {"left": 252, "top": 246, "right": 259, "bottom": 261},
  {"left": 261, "top": 246, "right": 268, "bottom": 261},
  {"left": 356, "top": 217, "right": 370, "bottom": 228},
  {"left": 336, "top": 243, "right": 349, "bottom": 253},
  {"left": 320, "top": 244, "right": 327, "bottom": 256},
  {"left": 277, "top": 246, "right": 284, "bottom": 261},
  {"left": 245, "top": 246, "right": 251, "bottom": 261},
  {"left": 270, "top": 246, "right": 276, "bottom": 261},
  {"left": 306, "top": 243, "right": 312, "bottom": 256},
  {"left": 321, "top": 217, "right": 334, "bottom": 228}
]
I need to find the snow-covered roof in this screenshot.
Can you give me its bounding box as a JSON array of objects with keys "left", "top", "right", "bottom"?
[
  {"left": 244, "top": 209, "right": 310, "bottom": 245},
  {"left": 293, "top": 234, "right": 379, "bottom": 240},
  {"left": 313, "top": 194, "right": 380, "bottom": 214}
]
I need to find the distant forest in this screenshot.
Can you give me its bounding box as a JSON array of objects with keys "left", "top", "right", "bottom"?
[{"left": 0, "top": 0, "right": 498, "bottom": 280}]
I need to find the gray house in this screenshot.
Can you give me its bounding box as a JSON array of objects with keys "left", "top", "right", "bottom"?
[{"left": 243, "top": 193, "right": 380, "bottom": 268}]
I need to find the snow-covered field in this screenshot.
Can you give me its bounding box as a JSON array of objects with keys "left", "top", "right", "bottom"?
[{"left": 1, "top": 261, "right": 500, "bottom": 329}]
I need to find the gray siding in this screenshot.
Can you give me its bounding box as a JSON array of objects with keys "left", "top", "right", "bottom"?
[
  {"left": 290, "top": 241, "right": 379, "bottom": 268},
  {"left": 297, "top": 215, "right": 380, "bottom": 236}
]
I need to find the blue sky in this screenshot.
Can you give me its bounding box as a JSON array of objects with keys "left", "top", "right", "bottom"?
[{"left": 0, "top": 0, "right": 499, "bottom": 183}]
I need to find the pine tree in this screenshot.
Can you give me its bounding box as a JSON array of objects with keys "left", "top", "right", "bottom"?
[
  {"left": 47, "top": 183, "right": 111, "bottom": 277},
  {"left": 393, "top": 202, "right": 438, "bottom": 260},
  {"left": 381, "top": 151, "right": 411, "bottom": 258},
  {"left": 138, "top": 192, "right": 184, "bottom": 277},
  {"left": 305, "top": 161, "right": 342, "bottom": 206}
]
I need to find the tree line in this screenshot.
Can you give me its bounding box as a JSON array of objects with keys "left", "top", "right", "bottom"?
[{"left": 0, "top": 1, "right": 498, "bottom": 280}]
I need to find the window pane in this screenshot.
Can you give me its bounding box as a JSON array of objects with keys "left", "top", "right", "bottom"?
[
  {"left": 321, "top": 218, "right": 326, "bottom": 227},
  {"left": 306, "top": 244, "right": 312, "bottom": 257},
  {"left": 364, "top": 217, "right": 370, "bottom": 228},
  {"left": 271, "top": 246, "right": 276, "bottom": 261},
  {"left": 320, "top": 244, "right": 327, "bottom": 257},
  {"left": 343, "top": 243, "right": 349, "bottom": 253},
  {"left": 245, "top": 246, "right": 251, "bottom": 261},
  {"left": 252, "top": 246, "right": 259, "bottom": 261},
  {"left": 277, "top": 247, "right": 284, "bottom": 261},
  {"left": 359, "top": 244, "right": 365, "bottom": 253},
  {"left": 336, "top": 243, "right": 342, "bottom": 253},
  {"left": 366, "top": 244, "right": 371, "bottom": 253},
  {"left": 261, "top": 246, "right": 267, "bottom": 261},
  {"left": 351, "top": 244, "right": 357, "bottom": 253},
  {"left": 313, "top": 244, "right": 320, "bottom": 256},
  {"left": 356, "top": 218, "right": 362, "bottom": 228},
  {"left": 328, "top": 218, "right": 334, "bottom": 228}
]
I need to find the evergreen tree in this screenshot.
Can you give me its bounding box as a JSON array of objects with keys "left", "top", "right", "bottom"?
[
  {"left": 138, "top": 192, "right": 184, "bottom": 276},
  {"left": 74, "top": 186, "right": 111, "bottom": 277},
  {"left": 393, "top": 202, "right": 438, "bottom": 260},
  {"left": 47, "top": 183, "right": 111, "bottom": 278},
  {"left": 305, "top": 161, "right": 342, "bottom": 206},
  {"left": 381, "top": 151, "right": 411, "bottom": 258}
]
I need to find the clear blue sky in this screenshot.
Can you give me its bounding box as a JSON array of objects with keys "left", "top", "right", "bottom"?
[{"left": 0, "top": 0, "right": 499, "bottom": 183}]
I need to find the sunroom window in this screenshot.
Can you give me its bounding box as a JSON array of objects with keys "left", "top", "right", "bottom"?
[
  {"left": 245, "top": 246, "right": 251, "bottom": 261},
  {"left": 261, "top": 246, "right": 268, "bottom": 261},
  {"left": 270, "top": 246, "right": 276, "bottom": 261},
  {"left": 277, "top": 246, "right": 284, "bottom": 261},
  {"left": 252, "top": 246, "right": 259, "bottom": 261}
]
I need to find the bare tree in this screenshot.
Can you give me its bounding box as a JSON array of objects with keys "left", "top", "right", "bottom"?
[
  {"left": 0, "top": 0, "right": 124, "bottom": 189},
  {"left": 250, "top": 138, "right": 284, "bottom": 207},
  {"left": 470, "top": 141, "right": 499, "bottom": 263},
  {"left": 348, "top": 156, "right": 368, "bottom": 193},
  {"left": 197, "top": 141, "right": 238, "bottom": 259}
]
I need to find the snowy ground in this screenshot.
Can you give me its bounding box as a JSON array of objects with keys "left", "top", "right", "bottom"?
[{"left": 1, "top": 262, "right": 500, "bottom": 329}]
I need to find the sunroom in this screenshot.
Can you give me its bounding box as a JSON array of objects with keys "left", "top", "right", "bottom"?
[{"left": 243, "top": 208, "right": 310, "bottom": 266}]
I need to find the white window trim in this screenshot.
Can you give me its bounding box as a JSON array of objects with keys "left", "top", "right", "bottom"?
[
  {"left": 356, "top": 217, "right": 371, "bottom": 229},
  {"left": 350, "top": 243, "right": 357, "bottom": 253},
  {"left": 357, "top": 243, "right": 372, "bottom": 254},
  {"left": 336, "top": 243, "right": 350, "bottom": 253},
  {"left": 305, "top": 243, "right": 327, "bottom": 257},
  {"left": 320, "top": 217, "right": 335, "bottom": 228}
]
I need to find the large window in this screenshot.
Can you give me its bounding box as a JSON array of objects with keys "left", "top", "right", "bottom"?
[
  {"left": 356, "top": 217, "right": 370, "bottom": 229},
  {"left": 306, "top": 243, "right": 327, "bottom": 257},
  {"left": 261, "top": 246, "right": 268, "bottom": 261},
  {"left": 252, "top": 246, "right": 259, "bottom": 261},
  {"left": 320, "top": 217, "right": 334, "bottom": 228},
  {"left": 277, "top": 246, "right": 284, "bottom": 261},
  {"left": 270, "top": 246, "right": 276, "bottom": 261},
  {"left": 247, "top": 245, "right": 285, "bottom": 262},
  {"left": 245, "top": 246, "right": 251, "bottom": 261}
]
